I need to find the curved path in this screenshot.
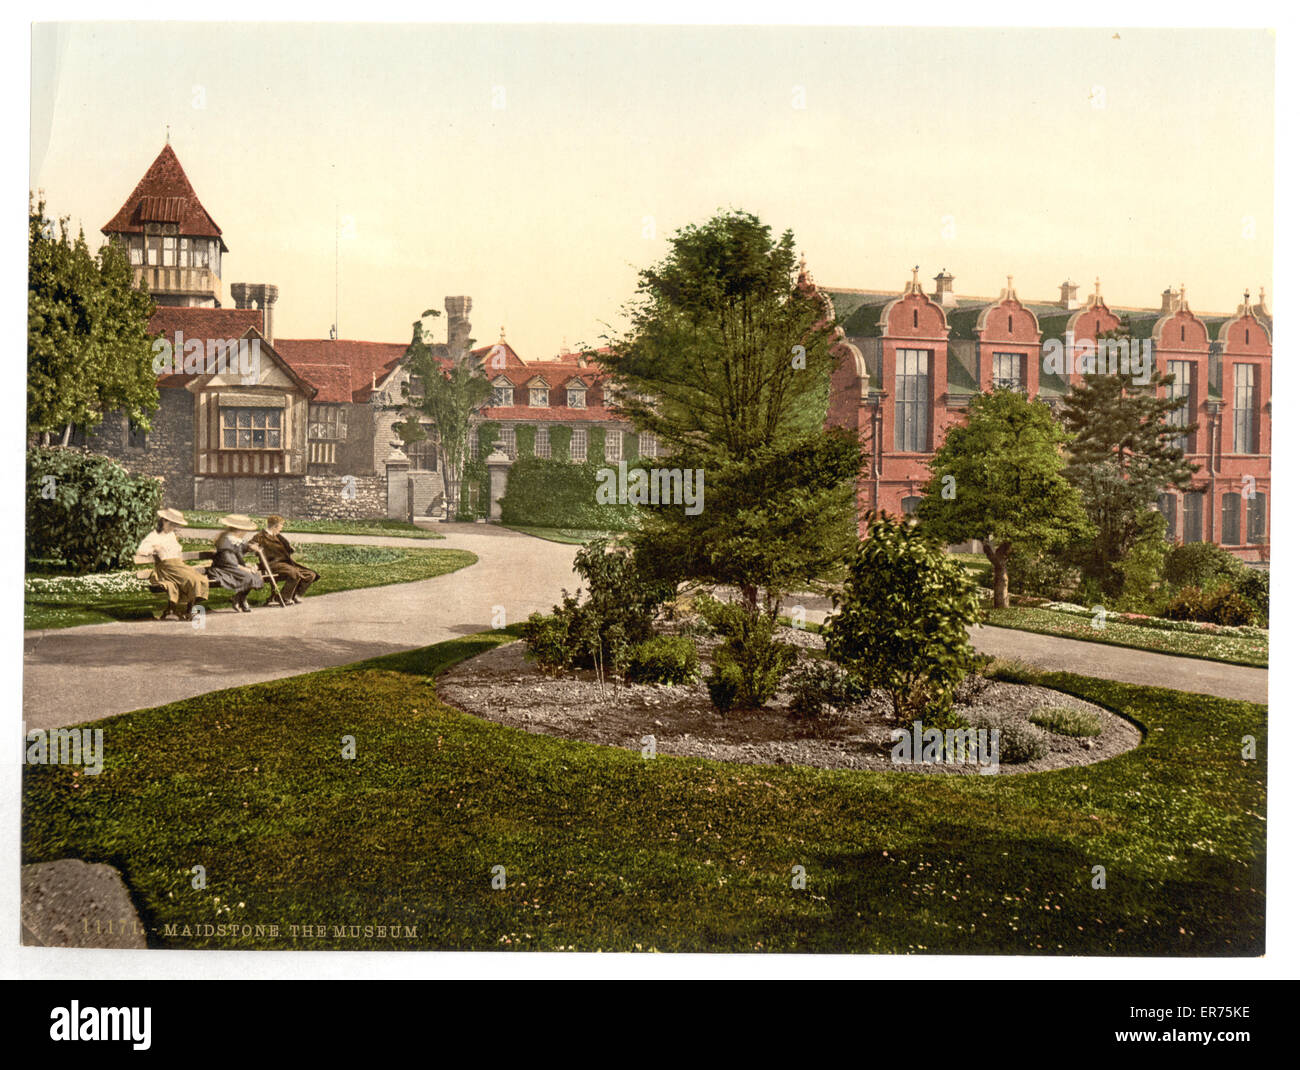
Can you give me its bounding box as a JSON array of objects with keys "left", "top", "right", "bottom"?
[
  {"left": 23, "top": 526, "right": 1265, "bottom": 731},
  {"left": 22, "top": 523, "right": 579, "bottom": 731}
]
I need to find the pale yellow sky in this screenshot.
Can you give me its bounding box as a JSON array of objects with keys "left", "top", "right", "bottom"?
[{"left": 31, "top": 23, "right": 1274, "bottom": 356}]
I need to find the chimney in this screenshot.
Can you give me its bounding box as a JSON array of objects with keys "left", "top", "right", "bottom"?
[
  {"left": 1160, "top": 286, "right": 1180, "bottom": 315},
  {"left": 445, "top": 296, "right": 472, "bottom": 354},
  {"left": 932, "top": 269, "right": 956, "bottom": 307},
  {"left": 1059, "top": 279, "right": 1079, "bottom": 310},
  {"left": 231, "top": 282, "right": 279, "bottom": 344}
]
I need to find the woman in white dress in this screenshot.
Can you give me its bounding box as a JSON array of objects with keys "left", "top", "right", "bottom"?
[{"left": 136, "top": 507, "right": 209, "bottom": 621}]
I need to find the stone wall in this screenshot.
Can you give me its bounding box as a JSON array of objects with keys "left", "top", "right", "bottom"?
[
  {"left": 81, "top": 388, "right": 195, "bottom": 508},
  {"left": 279, "top": 474, "right": 387, "bottom": 520}
]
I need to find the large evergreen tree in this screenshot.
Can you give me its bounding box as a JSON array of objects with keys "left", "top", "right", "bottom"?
[
  {"left": 598, "top": 210, "right": 859, "bottom": 615},
  {"left": 28, "top": 197, "right": 158, "bottom": 441},
  {"left": 916, "top": 389, "right": 1090, "bottom": 608},
  {"left": 1059, "top": 322, "right": 1197, "bottom": 595}
]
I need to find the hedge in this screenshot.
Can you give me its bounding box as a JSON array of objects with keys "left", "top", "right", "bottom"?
[
  {"left": 498, "top": 455, "right": 640, "bottom": 529},
  {"left": 27, "top": 446, "right": 163, "bottom": 573}
]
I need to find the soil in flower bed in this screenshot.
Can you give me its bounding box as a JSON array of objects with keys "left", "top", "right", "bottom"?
[{"left": 436, "top": 636, "right": 1142, "bottom": 776}]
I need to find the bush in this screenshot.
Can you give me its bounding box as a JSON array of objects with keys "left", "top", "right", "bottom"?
[
  {"left": 1163, "top": 585, "right": 1207, "bottom": 622},
  {"left": 967, "top": 711, "right": 1049, "bottom": 764},
  {"left": 1165, "top": 542, "right": 1241, "bottom": 591},
  {"left": 786, "top": 659, "right": 863, "bottom": 720},
  {"left": 1115, "top": 510, "right": 1170, "bottom": 614},
  {"left": 498, "top": 455, "right": 641, "bottom": 530},
  {"left": 1029, "top": 706, "right": 1103, "bottom": 737},
  {"left": 521, "top": 608, "right": 576, "bottom": 675},
  {"left": 624, "top": 635, "right": 699, "bottom": 685},
  {"left": 1164, "top": 583, "right": 1258, "bottom": 627},
  {"left": 1006, "top": 544, "right": 1080, "bottom": 600},
  {"left": 824, "top": 516, "right": 979, "bottom": 723},
  {"left": 698, "top": 596, "right": 796, "bottom": 711},
  {"left": 522, "top": 540, "right": 674, "bottom": 680},
  {"left": 1234, "top": 567, "right": 1269, "bottom": 622},
  {"left": 27, "top": 447, "right": 163, "bottom": 573}
]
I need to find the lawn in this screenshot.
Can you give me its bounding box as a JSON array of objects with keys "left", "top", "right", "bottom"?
[
  {"left": 24, "top": 543, "right": 477, "bottom": 630},
  {"left": 983, "top": 606, "right": 1268, "bottom": 668},
  {"left": 22, "top": 631, "right": 1265, "bottom": 954},
  {"left": 183, "top": 511, "right": 444, "bottom": 540},
  {"left": 500, "top": 524, "right": 621, "bottom": 545}
]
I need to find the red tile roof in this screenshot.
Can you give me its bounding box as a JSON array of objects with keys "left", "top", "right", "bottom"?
[
  {"left": 274, "top": 339, "right": 411, "bottom": 403},
  {"left": 102, "top": 144, "right": 227, "bottom": 249},
  {"left": 147, "top": 306, "right": 265, "bottom": 387}
]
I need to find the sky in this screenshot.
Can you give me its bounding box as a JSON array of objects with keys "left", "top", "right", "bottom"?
[{"left": 30, "top": 23, "right": 1274, "bottom": 357}]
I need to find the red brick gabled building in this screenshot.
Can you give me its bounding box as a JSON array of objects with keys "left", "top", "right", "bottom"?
[{"left": 820, "top": 268, "right": 1271, "bottom": 561}]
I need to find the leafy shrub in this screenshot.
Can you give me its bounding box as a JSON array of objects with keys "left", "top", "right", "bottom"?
[
  {"left": 521, "top": 608, "right": 576, "bottom": 675},
  {"left": 27, "top": 447, "right": 162, "bottom": 573},
  {"left": 967, "top": 711, "right": 1048, "bottom": 764},
  {"left": 1164, "top": 583, "right": 1258, "bottom": 627},
  {"left": 498, "top": 455, "right": 641, "bottom": 530},
  {"left": 824, "top": 515, "right": 979, "bottom": 723},
  {"left": 1006, "top": 544, "right": 1080, "bottom": 600},
  {"left": 1233, "top": 567, "right": 1269, "bottom": 622},
  {"left": 1165, "top": 542, "right": 1241, "bottom": 591},
  {"left": 1029, "top": 706, "right": 1103, "bottom": 737},
  {"left": 1115, "top": 510, "right": 1171, "bottom": 613},
  {"left": 786, "top": 659, "right": 864, "bottom": 720},
  {"left": 698, "top": 596, "right": 796, "bottom": 711},
  {"left": 624, "top": 635, "right": 700, "bottom": 685},
  {"left": 522, "top": 540, "right": 673, "bottom": 679}
]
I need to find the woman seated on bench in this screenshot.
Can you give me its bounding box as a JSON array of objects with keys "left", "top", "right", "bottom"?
[
  {"left": 136, "top": 508, "right": 210, "bottom": 621},
  {"left": 250, "top": 514, "right": 319, "bottom": 604},
  {"left": 207, "top": 514, "right": 265, "bottom": 613}
]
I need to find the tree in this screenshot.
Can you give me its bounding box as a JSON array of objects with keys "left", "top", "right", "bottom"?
[
  {"left": 28, "top": 196, "right": 158, "bottom": 441},
  {"left": 598, "top": 210, "right": 859, "bottom": 615},
  {"left": 823, "top": 515, "right": 980, "bottom": 725},
  {"left": 916, "top": 389, "right": 1090, "bottom": 608},
  {"left": 1059, "top": 322, "right": 1197, "bottom": 596},
  {"left": 397, "top": 310, "right": 491, "bottom": 517}
]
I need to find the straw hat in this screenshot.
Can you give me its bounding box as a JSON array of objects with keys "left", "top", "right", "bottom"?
[
  {"left": 218, "top": 514, "right": 259, "bottom": 531},
  {"left": 157, "top": 508, "right": 188, "bottom": 526}
]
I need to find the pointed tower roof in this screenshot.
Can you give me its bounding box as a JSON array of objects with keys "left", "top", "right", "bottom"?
[{"left": 101, "top": 143, "right": 227, "bottom": 250}]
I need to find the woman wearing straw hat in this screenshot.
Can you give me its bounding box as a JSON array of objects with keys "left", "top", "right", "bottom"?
[
  {"left": 208, "top": 514, "right": 265, "bottom": 613},
  {"left": 135, "top": 508, "right": 210, "bottom": 621}
]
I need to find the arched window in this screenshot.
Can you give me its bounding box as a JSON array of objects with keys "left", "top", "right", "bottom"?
[
  {"left": 901, "top": 495, "right": 923, "bottom": 516},
  {"left": 913, "top": 308, "right": 918, "bottom": 328},
  {"left": 1007, "top": 314, "right": 1013, "bottom": 332}
]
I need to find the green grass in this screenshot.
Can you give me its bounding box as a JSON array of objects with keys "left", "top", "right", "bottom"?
[
  {"left": 500, "top": 524, "right": 620, "bottom": 545},
  {"left": 22, "top": 632, "right": 1265, "bottom": 954},
  {"left": 984, "top": 606, "right": 1268, "bottom": 668},
  {"left": 1029, "top": 706, "right": 1104, "bottom": 738},
  {"left": 24, "top": 543, "right": 477, "bottom": 630},
  {"left": 183, "top": 511, "right": 444, "bottom": 540}
]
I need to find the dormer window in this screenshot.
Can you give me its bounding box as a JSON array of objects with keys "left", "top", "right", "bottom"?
[
  {"left": 491, "top": 376, "right": 513, "bottom": 407},
  {"left": 602, "top": 384, "right": 614, "bottom": 407},
  {"left": 566, "top": 381, "right": 587, "bottom": 408},
  {"left": 528, "top": 379, "right": 549, "bottom": 407}
]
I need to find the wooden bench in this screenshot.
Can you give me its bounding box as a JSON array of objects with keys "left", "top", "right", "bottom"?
[{"left": 135, "top": 546, "right": 287, "bottom": 611}]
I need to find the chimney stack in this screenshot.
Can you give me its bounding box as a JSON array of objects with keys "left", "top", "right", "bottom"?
[
  {"left": 1160, "top": 286, "right": 1180, "bottom": 315},
  {"left": 1059, "top": 279, "right": 1079, "bottom": 310},
  {"left": 932, "top": 269, "right": 957, "bottom": 307},
  {"left": 230, "top": 282, "right": 279, "bottom": 344},
  {"left": 445, "top": 296, "right": 473, "bottom": 354}
]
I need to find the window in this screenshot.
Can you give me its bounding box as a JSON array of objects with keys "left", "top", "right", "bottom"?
[
  {"left": 567, "top": 384, "right": 587, "bottom": 409},
  {"left": 407, "top": 434, "right": 438, "bottom": 471},
  {"left": 1157, "top": 493, "right": 1177, "bottom": 541},
  {"left": 193, "top": 241, "right": 209, "bottom": 269},
  {"left": 500, "top": 426, "right": 516, "bottom": 459},
  {"left": 571, "top": 427, "right": 587, "bottom": 462},
  {"left": 146, "top": 236, "right": 159, "bottom": 266},
  {"left": 638, "top": 431, "right": 658, "bottom": 459},
  {"left": 1247, "top": 492, "right": 1267, "bottom": 544},
  {"left": 127, "top": 418, "right": 148, "bottom": 449},
  {"left": 221, "top": 407, "right": 283, "bottom": 450},
  {"left": 901, "top": 495, "right": 923, "bottom": 516},
  {"left": 1222, "top": 492, "right": 1242, "bottom": 545},
  {"left": 1233, "top": 364, "right": 1258, "bottom": 453},
  {"left": 605, "top": 430, "right": 622, "bottom": 462},
  {"left": 163, "top": 236, "right": 176, "bottom": 267},
  {"left": 258, "top": 479, "right": 279, "bottom": 513},
  {"left": 491, "top": 380, "right": 513, "bottom": 407},
  {"left": 529, "top": 385, "right": 548, "bottom": 407},
  {"left": 1183, "top": 491, "right": 1203, "bottom": 544},
  {"left": 603, "top": 384, "right": 615, "bottom": 407},
  {"left": 535, "top": 426, "right": 550, "bottom": 459},
  {"left": 129, "top": 242, "right": 143, "bottom": 266},
  {"left": 1167, "top": 361, "right": 1193, "bottom": 452},
  {"left": 894, "top": 349, "right": 930, "bottom": 452},
  {"left": 211, "top": 479, "right": 234, "bottom": 512},
  {"left": 179, "top": 238, "right": 190, "bottom": 267},
  {"left": 992, "top": 352, "right": 1023, "bottom": 391},
  {"left": 308, "top": 404, "right": 346, "bottom": 441},
  {"left": 406, "top": 375, "right": 424, "bottom": 405}
]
